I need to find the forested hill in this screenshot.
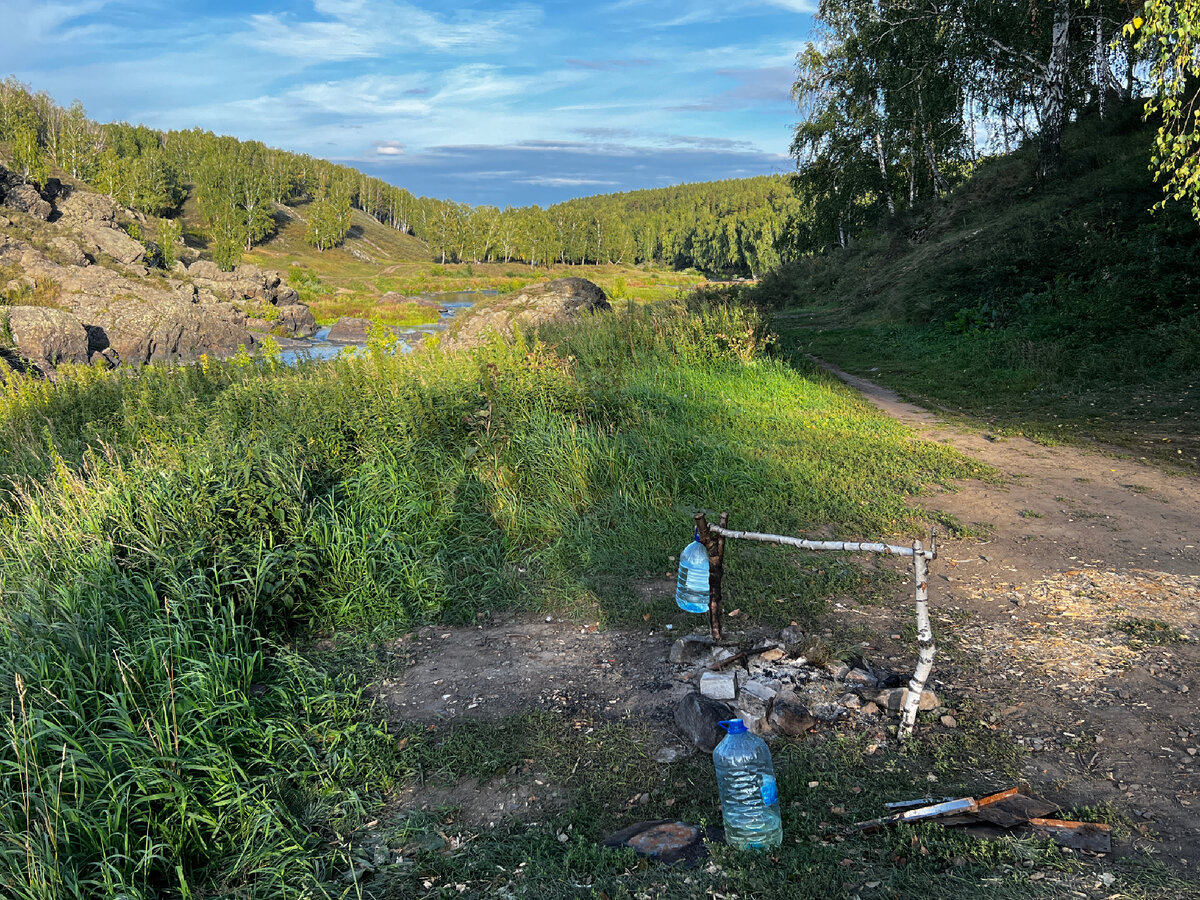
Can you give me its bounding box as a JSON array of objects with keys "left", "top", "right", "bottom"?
[
  {"left": 545, "top": 177, "right": 805, "bottom": 276},
  {"left": 0, "top": 78, "right": 800, "bottom": 277}
]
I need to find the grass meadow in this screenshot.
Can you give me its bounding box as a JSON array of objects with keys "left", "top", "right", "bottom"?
[{"left": 3, "top": 296, "right": 1190, "bottom": 898}]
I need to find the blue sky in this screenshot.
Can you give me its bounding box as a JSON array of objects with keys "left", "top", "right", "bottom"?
[{"left": 3, "top": 0, "right": 815, "bottom": 206}]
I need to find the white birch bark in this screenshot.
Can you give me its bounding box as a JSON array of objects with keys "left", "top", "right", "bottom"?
[
  {"left": 1038, "top": 0, "right": 1072, "bottom": 178},
  {"left": 874, "top": 131, "right": 896, "bottom": 215}
]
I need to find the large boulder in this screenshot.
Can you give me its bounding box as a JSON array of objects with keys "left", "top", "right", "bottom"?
[
  {"left": 55, "top": 189, "right": 119, "bottom": 227},
  {"left": 6, "top": 306, "right": 90, "bottom": 371},
  {"left": 1, "top": 183, "right": 52, "bottom": 220},
  {"left": 188, "top": 260, "right": 297, "bottom": 305},
  {"left": 49, "top": 236, "right": 89, "bottom": 267},
  {"left": 446, "top": 277, "right": 610, "bottom": 348},
  {"left": 326, "top": 316, "right": 373, "bottom": 342},
  {"left": 275, "top": 304, "right": 318, "bottom": 337},
  {"left": 92, "top": 298, "right": 257, "bottom": 365},
  {"left": 83, "top": 226, "right": 145, "bottom": 265}
]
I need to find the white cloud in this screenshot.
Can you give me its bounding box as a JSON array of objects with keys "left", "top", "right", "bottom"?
[
  {"left": 760, "top": 0, "right": 817, "bottom": 12},
  {"left": 519, "top": 176, "right": 621, "bottom": 187},
  {"left": 244, "top": 0, "right": 541, "bottom": 62}
]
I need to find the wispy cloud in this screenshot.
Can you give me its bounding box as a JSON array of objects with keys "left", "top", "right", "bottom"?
[
  {"left": 243, "top": 0, "right": 541, "bottom": 62},
  {"left": 372, "top": 140, "right": 406, "bottom": 156},
  {"left": 519, "top": 176, "right": 621, "bottom": 187},
  {"left": 669, "top": 65, "right": 795, "bottom": 111},
  {"left": 565, "top": 58, "right": 653, "bottom": 70}
]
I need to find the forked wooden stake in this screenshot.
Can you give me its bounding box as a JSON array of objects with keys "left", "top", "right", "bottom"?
[{"left": 693, "top": 511, "right": 727, "bottom": 641}]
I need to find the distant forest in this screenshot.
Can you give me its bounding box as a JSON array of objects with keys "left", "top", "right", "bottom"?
[{"left": 0, "top": 77, "right": 802, "bottom": 276}]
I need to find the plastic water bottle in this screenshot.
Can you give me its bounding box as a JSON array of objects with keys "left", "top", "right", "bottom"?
[
  {"left": 675, "top": 532, "right": 710, "bottom": 613},
  {"left": 713, "top": 719, "right": 782, "bottom": 850}
]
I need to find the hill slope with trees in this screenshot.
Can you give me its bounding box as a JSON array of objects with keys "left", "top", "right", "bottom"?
[{"left": 0, "top": 78, "right": 804, "bottom": 277}]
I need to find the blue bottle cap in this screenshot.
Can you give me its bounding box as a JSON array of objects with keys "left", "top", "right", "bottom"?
[{"left": 718, "top": 719, "right": 747, "bottom": 734}]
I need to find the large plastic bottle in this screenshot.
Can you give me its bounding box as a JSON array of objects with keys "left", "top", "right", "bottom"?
[
  {"left": 713, "top": 719, "right": 783, "bottom": 850},
  {"left": 675, "top": 532, "right": 710, "bottom": 614}
]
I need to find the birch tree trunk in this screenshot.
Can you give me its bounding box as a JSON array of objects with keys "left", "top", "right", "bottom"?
[
  {"left": 1037, "top": 0, "right": 1072, "bottom": 179},
  {"left": 1094, "top": 4, "right": 1107, "bottom": 119},
  {"left": 873, "top": 130, "right": 896, "bottom": 215}
]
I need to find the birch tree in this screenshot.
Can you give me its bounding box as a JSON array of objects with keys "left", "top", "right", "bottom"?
[{"left": 1127, "top": 1, "right": 1200, "bottom": 222}]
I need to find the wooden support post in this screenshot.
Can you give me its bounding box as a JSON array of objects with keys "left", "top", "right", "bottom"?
[
  {"left": 694, "top": 511, "right": 728, "bottom": 641},
  {"left": 899, "top": 539, "right": 936, "bottom": 741}
]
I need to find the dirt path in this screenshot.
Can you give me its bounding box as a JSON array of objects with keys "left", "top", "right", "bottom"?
[{"left": 812, "top": 357, "right": 1200, "bottom": 871}]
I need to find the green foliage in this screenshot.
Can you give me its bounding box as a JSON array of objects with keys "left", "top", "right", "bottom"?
[
  {"left": 155, "top": 217, "right": 181, "bottom": 269},
  {"left": 0, "top": 568, "right": 398, "bottom": 897},
  {"left": 1115, "top": 617, "right": 1188, "bottom": 647},
  {"left": 761, "top": 112, "right": 1200, "bottom": 466},
  {"left": 1130, "top": 1, "right": 1200, "bottom": 223},
  {"left": 305, "top": 195, "right": 352, "bottom": 251},
  {"left": 790, "top": 0, "right": 1149, "bottom": 249}
]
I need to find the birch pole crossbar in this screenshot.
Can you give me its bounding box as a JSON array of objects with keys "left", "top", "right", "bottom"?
[
  {"left": 697, "top": 514, "right": 938, "bottom": 742},
  {"left": 706, "top": 525, "right": 936, "bottom": 561}
]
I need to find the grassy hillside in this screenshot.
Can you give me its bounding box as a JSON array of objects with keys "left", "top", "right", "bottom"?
[{"left": 757, "top": 107, "right": 1200, "bottom": 468}]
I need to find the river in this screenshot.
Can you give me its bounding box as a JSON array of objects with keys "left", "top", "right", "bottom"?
[{"left": 278, "top": 290, "right": 492, "bottom": 365}]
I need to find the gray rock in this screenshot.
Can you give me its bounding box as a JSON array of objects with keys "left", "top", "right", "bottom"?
[
  {"left": 873, "top": 687, "right": 939, "bottom": 713},
  {"left": 839, "top": 692, "right": 862, "bottom": 709},
  {"left": 447, "top": 277, "right": 610, "bottom": 348},
  {"left": 813, "top": 703, "right": 844, "bottom": 723},
  {"left": 96, "top": 299, "right": 257, "bottom": 365},
  {"left": 743, "top": 713, "right": 770, "bottom": 736},
  {"left": 845, "top": 668, "right": 877, "bottom": 688},
  {"left": 6, "top": 306, "right": 90, "bottom": 371},
  {"left": 768, "top": 691, "right": 815, "bottom": 737},
  {"left": 55, "top": 189, "right": 119, "bottom": 227},
  {"left": 710, "top": 647, "right": 738, "bottom": 667},
  {"left": 82, "top": 223, "right": 144, "bottom": 265},
  {"left": 327, "top": 316, "right": 373, "bottom": 342},
  {"left": 49, "top": 236, "right": 88, "bottom": 267},
  {"left": 3, "top": 184, "right": 52, "bottom": 220},
  {"left": 674, "top": 692, "right": 734, "bottom": 752},
  {"left": 700, "top": 670, "right": 737, "bottom": 701},
  {"left": 669, "top": 633, "right": 714, "bottom": 666},
  {"left": 187, "top": 260, "right": 224, "bottom": 281},
  {"left": 780, "top": 625, "right": 805, "bottom": 649},
  {"left": 274, "top": 303, "right": 318, "bottom": 337},
  {"left": 737, "top": 680, "right": 777, "bottom": 719}
]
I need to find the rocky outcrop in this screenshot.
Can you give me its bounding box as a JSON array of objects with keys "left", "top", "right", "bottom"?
[
  {"left": 5, "top": 306, "right": 90, "bottom": 372},
  {"left": 49, "top": 236, "right": 89, "bottom": 267},
  {"left": 91, "top": 298, "right": 256, "bottom": 365},
  {"left": 186, "top": 261, "right": 299, "bottom": 306},
  {"left": 446, "top": 277, "right": 610, "bottom": 348},
  {"left": 0, "top": 164, "right": 316, "bottom": 372},
  {"left": 55, "top": 189, "right": 144, "bottom": 265}
]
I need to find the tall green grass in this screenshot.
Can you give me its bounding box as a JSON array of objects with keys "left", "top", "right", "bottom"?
[{"left": 0, "top": 297, "right": 984, "bottom": 895}]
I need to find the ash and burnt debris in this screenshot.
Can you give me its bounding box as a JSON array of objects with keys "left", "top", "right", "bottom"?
[{"left": 669, "top": 628, "right": 940, "bottom": 750}]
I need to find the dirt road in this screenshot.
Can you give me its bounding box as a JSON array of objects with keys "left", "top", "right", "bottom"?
[{"left": 813, "top": 358, "right": 1200, "bottom": 871}]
